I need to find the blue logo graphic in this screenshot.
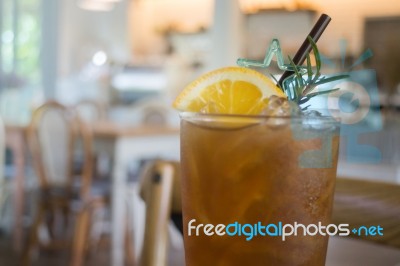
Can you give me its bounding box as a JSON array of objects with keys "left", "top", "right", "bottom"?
[
  {"left": 339, "top": 92, "right": 359, "bottom": 113},
  {"left": 237, "top": 39, "right": 383, "bottom": 166},
  {"left": 351, "top": 225, "right": 383, "bottom": 236},
  {"left": 292, "top": 40, "right": 383, "bottom": 166},
  {"left": 322, "top": 40, "right": 382, "bottom": 163}
]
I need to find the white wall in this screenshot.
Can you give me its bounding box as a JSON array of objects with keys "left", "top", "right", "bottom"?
[
  {"left": 128, "top": 0, "right": 214, "bottom": 57},
  {"left": 128, "top": 0, "right": 400, "bottom": 58},
  {"left": 58, "top": 0, "right": 131, "bottom": 78},
  {"left": 55, "top": 0, "right": 400, "bottom": 74},
  {"left": 41, "top": 0, "right": 60, "bottom": 99},
  {"left": 52, "top": 0, "right": 400, "bottom": 96},
  {"left": 316, "top": 0, "right": 400, "bottom": 56}
]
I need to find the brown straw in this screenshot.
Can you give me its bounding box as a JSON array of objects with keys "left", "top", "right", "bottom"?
[{"left": 278, "top": 13, "right": 331, "bottom": 87}]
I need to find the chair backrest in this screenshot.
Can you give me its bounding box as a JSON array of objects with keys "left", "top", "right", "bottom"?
[
  {"left": 138, "top": 160, "right": 181, "bottom": 266},
  {"left": 74, "top": 99, "right": 107, "bottom": 123},
  {"left": 110, "top": 97, "right": 171, "bottom": 126},
  {"left": 27, "top": 101, "right": 93, "bottom": 198}
]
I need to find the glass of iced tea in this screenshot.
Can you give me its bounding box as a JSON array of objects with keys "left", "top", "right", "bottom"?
[
  {"left": 180, "top": 110, "right": 340, "bottom": 266},
  {"left": 173, "top": 32, "right": 346, "bottom": 264}
]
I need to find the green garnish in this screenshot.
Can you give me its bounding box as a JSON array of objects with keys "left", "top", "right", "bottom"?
[
  {"left": 237, "top": 37, "right": 349, "bottom": 109},
  {"left": 279, "top": 36, "right": 349, "bottom": 108}
]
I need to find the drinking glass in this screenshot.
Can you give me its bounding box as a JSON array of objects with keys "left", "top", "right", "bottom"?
[{"left": 180, "top": 112, "right": 340, "bottom": 266}]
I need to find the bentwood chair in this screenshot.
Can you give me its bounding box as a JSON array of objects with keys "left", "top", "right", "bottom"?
[
  {"left": 74, "top": 99, "right": 108, "bottom": 123},
  {"left": 22, "top": 101, "right": 109, "bottom": 266},
  {"left": 130, "top": 160, "right": 184, "bottom": 266},
  {"left": 74, "top": 99, "right": 110, "bottom": 179}
]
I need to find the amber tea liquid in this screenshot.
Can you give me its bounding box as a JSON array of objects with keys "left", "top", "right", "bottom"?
[{"left": 180, "top": 113, "right": 340, "bottom": 266}]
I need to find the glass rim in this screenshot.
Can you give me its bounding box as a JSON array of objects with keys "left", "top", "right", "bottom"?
[{"left": 179, "top": 110, "right": 341, "bottom": 123}]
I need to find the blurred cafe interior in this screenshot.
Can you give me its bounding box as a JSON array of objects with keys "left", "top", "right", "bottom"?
[{"left": 0, "top": 0, "right": 400, "bottom": 265}]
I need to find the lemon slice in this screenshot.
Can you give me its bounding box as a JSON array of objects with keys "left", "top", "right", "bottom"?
[{"left": 173, "top": 66, "right": 285, "bottom": 115}]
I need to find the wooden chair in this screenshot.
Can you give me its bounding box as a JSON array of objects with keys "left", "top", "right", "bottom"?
[
  {"left": 74, "top": 99, "right": 107, "bottom": 123},
  {"left": 74, "top": 99, "right": 110, "bottom": 179},
  {"left": 128, "top": 160, "right": 183, "bottom": 266},
  {"left": 22, "top": 101, "right": 109, "bottom": 266},
  {"left": 110, "top": 97, "right": 172, "bottom": 126}
]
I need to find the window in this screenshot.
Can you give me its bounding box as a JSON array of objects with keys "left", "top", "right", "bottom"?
[
  {"left": 0, "top": 0, "right": 41, "bottom": 89},
  {"left": 0, "top": 0, "right": 41, "bottom": 125}
]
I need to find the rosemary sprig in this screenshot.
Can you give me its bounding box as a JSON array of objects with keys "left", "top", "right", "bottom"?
[{"left": 281, "top": 36, "right": 349, "bottom": 108}]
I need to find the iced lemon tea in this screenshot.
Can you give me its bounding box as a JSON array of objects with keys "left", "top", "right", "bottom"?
[
  {"left": 180, "top": 113, "right": 340, "bottom": 265},
  {"left": 173, "top": 36, "right": 346, "bottom": 264}
]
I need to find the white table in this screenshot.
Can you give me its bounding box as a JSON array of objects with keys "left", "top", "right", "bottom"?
[{"left": 92, "top": 122, "right": 180, "bottom": 266}]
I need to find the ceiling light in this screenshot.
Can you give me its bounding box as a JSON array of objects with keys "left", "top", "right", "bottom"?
[{"left": 77, "top": 0, "right": 115, "bottom": 12}]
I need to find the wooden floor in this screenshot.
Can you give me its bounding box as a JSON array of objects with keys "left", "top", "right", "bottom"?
[{"left": 2, "top": 177, "right": 400, "bottom": 265}]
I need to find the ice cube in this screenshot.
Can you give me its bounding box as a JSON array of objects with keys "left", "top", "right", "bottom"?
[
  {"left": 262, "top": 96, "right": 301, "bottom": 117},
  {"left": 301, "top": 110, "right": 338, "bottom": 131},
  {"left": 261, "top": 96, "right": 300, "bottom": 127}
]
